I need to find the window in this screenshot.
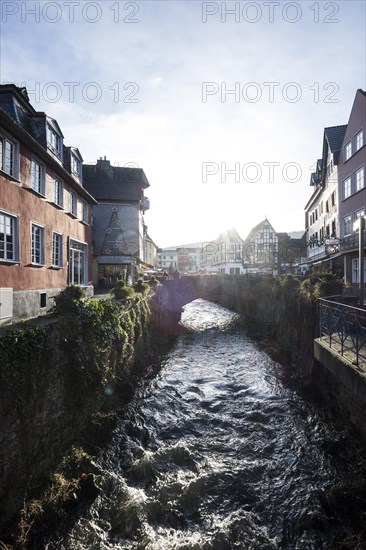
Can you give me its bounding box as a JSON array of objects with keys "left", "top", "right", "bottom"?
[
  {"left": 82, "top": 201, "right": 88, "bottom": 224},
  {"left": 343, "top": 176, "right": 351, "bottom": 199},
  {"left": 69, "top": 239, "right": 87, "bottom": 285},
  {"left": 70, "top": 191, "right": 77, "bottom": 216},
  {"left": 352, "top": 258, "right": 366, "bottom": 284},
  {"left": 355, "top": 130, "right": 364, "bottom": 152},
  {"left": 355, "top": 167, "right": 364, "bottom": 192},
  {"left": 0, "top": 134, "right": 19, "bottom": 178},
  {"left": 331, "top": 220, "right": 336, "bottom": 237},
  {"left": 31, "top": 223, "right": 44, "bottom": 265},
  {"left": 31, "top": 158, "right": 45, "bottom": 195},
  {"left": 331, "top": 191, "right": 335, "bottom": 206},
  {"left": 343, "top": 215, "right": 352, "bottom": 236},
  {"left": 71, "top": 154, "right": 82, "bottom": 178},
  {"left": 53, "top": 178, "right": 64, "bottom": 207},
  {"left": 47, "top": 125, "right": 62, "bottom": 157},
  {"left": 0, "top": 211, "right": 19, "bottom": 262},
  {"left": 52, "top": 232, "right": 63, "bottom": 268},
  {"left": 345, "top": 141, "right": 352, "bottom": 161},
  {"left": 354, "top": 209, "right": 365, "bottom": 221}
]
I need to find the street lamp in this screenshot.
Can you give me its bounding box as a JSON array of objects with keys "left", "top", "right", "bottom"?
[{"left": 353, "top": 216, "right": 365, "bottom": 308}]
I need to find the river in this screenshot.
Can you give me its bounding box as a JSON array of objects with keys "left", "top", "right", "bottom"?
[{"left": 45, "top": 299, "right": 366, "bottom": 549}]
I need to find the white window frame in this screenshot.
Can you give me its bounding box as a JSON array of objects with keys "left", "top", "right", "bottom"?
[
  {"left": 354, "top": 209, "right": 365, "bottom": 221},
  {"left": 52, "top": 232, "right": 63, "bottom": 268},
  {"left": 355, "top": 166, "right": 364, "bottom": 192},
  {"left": 0, "top": 132, "right": 19, "bottom": 179},
  {"left": 343, "top": 215, "right": 352, "bottom": 237},
  {"left": 345, "top": 141, "right": 352, "bottom": 161},
  {"left": 71, "top": 154, "right": 82, "bottom": 178},
  {"left": 31, "top": 157, "right": 46, "bottom": 196},
  {"left": 31, "top": 222, "right": 45, "bottom": 265},
  {"left": 0, "top": 209, "right": 19, "bottom": 263},
  {"left": 70, "top": 191, "right": 77, "bottom": 216},
  {"left": 343, "top": 176, "right": 352, "bottom": 199},
  {"left": 47, "top": 124, "right": 62, "bottom": 158},
  {"left": 355, "top": 129, "right": 364, "bottom": 152},
  {"left": 69, "top": 238, "right": 88, "bottom": 286},
  {"left": 53, "top": 178, "right": 64, "bottom": 207},
  {"left": 352, "top": 258, "right": 366, "bottom": 284},
  {"left": 82, "top": 201, "right": 89, "bottom": 224}
]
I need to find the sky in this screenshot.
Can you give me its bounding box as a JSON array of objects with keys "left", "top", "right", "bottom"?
[{"left": 1, "top": 0, "right": 365, "bottom": 247}]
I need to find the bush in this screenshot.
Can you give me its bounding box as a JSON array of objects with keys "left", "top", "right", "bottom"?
[
  {"left": 111, "top": 280, "right": 135, "bottom": 301},
  {"left": 52, "top": 285, "right": 86, "bottom": 316},
  {"left": 147, "top": 276, "right": 161, "bottom": 288},
  {"left": 281, "top": 275, "right": 301, "bottom": 296},
  {"left": 300, "top": 272, "right": 344, "bottom": 300},
  {"left": 133, "top": 280, "right": 149, "bottom": 294}
]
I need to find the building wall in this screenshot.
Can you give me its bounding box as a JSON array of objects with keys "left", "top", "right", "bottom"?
[
  {"left": 0, "top": 154, "right": 91, "bottom": 291},
  {"left": 338, "top": 92, "right": 366, "bottom": 238},
  {"left": 92, "top": 203, "right": 142, "bottom": 258},
  {"left": 0, "top": 128, "right": 93, "bottom": 323}
]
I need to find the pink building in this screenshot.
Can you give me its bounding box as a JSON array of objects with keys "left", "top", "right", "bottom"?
[{"left": 0, "top": 84, "right": 96, "bottom": 324}]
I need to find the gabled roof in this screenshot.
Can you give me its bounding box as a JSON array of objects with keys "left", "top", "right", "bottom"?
[
  {"left": 324, "top": 125, "right": 347, "bottom": 153},
  {"left": 244, "top": 219, "right": 276, "bottom": 243},
  {"left": 83, "top": 160, "right": 149, "bottom": 201},
  {"left": 215, "top": 227, "right": 244, "bottom": 243}
]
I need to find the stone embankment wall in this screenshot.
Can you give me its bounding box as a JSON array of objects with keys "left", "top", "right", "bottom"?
[
  {"left": 0, "top": 292, "right": 160, "bottom": 530},
  {"left": 209, "top": 275, "right": 366, "bottom": 437}
]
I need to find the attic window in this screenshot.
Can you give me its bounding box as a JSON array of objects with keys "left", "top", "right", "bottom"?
[
  {"left": 71, "top": 154, "right": 82, "bottom": 178},
  {"left": 47, "top": 125, "right": 62, "bottom": 157}
]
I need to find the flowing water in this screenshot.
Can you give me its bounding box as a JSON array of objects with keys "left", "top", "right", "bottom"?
[{"left": 45, "top": 299, "right": 366, "bottom": 549}]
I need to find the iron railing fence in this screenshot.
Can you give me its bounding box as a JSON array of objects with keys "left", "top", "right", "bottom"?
[{"left": 319, "top": 297, "right": 366, "bottom": 367}]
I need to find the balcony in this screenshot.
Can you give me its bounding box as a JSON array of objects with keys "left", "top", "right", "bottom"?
[{"left": 340, "top": 232, "right": 365, "bottom": 252}]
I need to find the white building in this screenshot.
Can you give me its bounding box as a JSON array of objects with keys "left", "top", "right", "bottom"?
[
  {"left": 202, "top": 228, "right": 244, "bottom": 275},
  {"left": 305, "top": 125, "right": 347, "bottom": 270}
]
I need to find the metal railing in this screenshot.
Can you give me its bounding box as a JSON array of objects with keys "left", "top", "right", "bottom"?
[{"left": 319, "top": 297, "right": 366, "bottom": 367}]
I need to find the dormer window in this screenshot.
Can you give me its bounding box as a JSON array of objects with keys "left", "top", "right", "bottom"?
[
  {"left": 71, "top": 153, "right": 82, "bottom": 179},
  {"left": 47, "top": 124, "right": 62, "bottom": 158}
]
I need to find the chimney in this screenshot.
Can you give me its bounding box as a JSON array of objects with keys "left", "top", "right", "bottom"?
[{"left": 97, "top": 157, "right": 111, "bottom": 169}]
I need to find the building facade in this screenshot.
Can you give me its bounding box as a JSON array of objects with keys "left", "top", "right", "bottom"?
[
  {"left": 156, "top": 247, "right": 179, "bottom": 273},
  {"left": 305, "top": 125, "right": 347, "bottom": 272},
  {"left": 83, "top": 158, "right": 151, "bottom": 285},
  {"left": 144, "top": 233, "right": 158, "bottom": 269},
  {"left": 338, "top": 89, "right": 366, "bottom": 284},
  {"left": 203, "top": 229, "right": 244, "bottom": 275},
  {"left": 242, "top": 219, "right": 279, "bottom": 275},
  {"left": 0, "top": 84, "right": 95, "bottom": 325}
]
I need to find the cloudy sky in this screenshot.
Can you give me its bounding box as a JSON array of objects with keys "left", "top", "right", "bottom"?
[{"left": 1, "top": 0, "right": 365, "bottom": 246}]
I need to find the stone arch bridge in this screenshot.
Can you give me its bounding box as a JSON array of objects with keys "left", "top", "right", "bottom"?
[{"left": 151, "top": 276, "right": 255, "bottom": 329}]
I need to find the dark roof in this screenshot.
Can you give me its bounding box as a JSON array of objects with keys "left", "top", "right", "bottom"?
[
  {"left": 358, "top": 89, "right": 366, "bottom": 98},
  {"left": 0, "top": 105, "right": 96, "bottom": 204},
  {"left": 244, "top": 219, "right": 276, "bottom": 243},
  {"left": 83, "top": 160, "right": 149, "bottom": 201},
  {"left": 324, "top": 125, "right": 347, "bottom": 153}
]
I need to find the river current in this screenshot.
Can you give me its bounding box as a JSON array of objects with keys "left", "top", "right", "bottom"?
[{"left": 46, "top": 299, "right": 366, "bottom": 549}]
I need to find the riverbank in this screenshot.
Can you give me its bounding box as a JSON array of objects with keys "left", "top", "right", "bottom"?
[{"left": 0, "top": 284, "right": 174, "bottom": 548}]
